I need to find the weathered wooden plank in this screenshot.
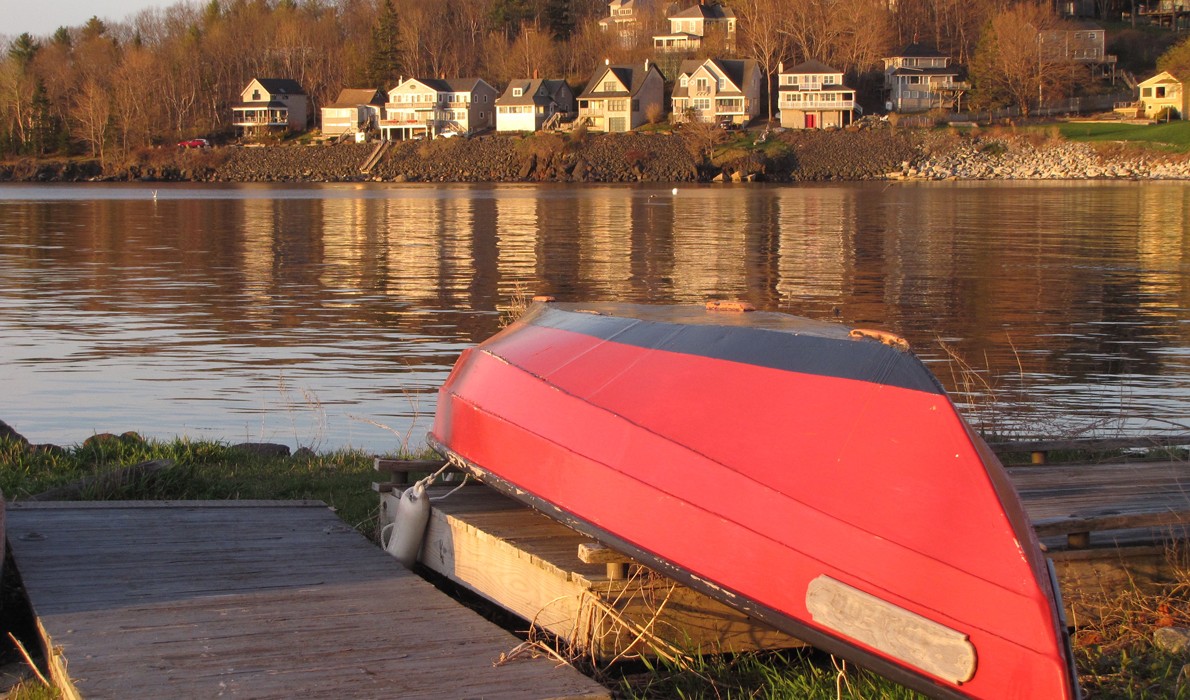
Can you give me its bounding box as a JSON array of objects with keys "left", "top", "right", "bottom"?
[
  {"left": 400, "top": 486, "right": 804, "bottom": 659},
  {"left": 991, "top": 435, "right": 1190, "bottom": 456},
  {"left": 7, "top": 501, "right": 610, "bottom": 700}
]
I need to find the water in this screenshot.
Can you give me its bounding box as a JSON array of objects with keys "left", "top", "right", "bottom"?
[{"left": 1, "top": 181, "right": 1187, "bottom": 453}]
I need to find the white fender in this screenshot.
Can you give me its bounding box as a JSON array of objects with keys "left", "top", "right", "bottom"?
[{"left": 380, "top": 481, "right": 430, "bottom": 568}]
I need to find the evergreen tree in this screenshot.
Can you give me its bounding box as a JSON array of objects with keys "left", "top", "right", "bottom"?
[
  {"left": 367, "top": 0, "right": 402, "bottom": 89},
  {"left": 8, "top": 34, "right": 40, "bottom": 66},
  {"left": 545, "top": 0, "right": 575, "bottom": 41},
  {"left": 490, "top": 0, "right": 534, "bottom": 37}
]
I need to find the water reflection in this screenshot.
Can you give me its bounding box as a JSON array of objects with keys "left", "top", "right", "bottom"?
[{"left": 0, "top": 182, "right": 1187, "bottom": 452}]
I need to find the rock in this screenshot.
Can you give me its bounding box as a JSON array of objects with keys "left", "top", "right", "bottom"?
[
  {"left": 1155, "top": 626, "right": 1190, "bottom": 655},
  {"left": 293, "top": 447, "right": 317, "bottom": 459},
  {"left": 0, "top": 420, "right": 28, "bottom": 446},
  {"left": 83, "top": 433, "right": 122, "bottom": 450},
  {"left": 231, "top": 442, "right": 291, "bottom": 458}
]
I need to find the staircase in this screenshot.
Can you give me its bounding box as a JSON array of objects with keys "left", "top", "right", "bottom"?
[{"left": 360, "top": 141, "right": 390, "bottom": 174}]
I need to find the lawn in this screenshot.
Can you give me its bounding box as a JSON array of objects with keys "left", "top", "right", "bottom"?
[{"left": 1055, "top": 120, "right": 1190, "bottom": 152}]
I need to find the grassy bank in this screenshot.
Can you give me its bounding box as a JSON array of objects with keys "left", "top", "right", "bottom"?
[
  {"left": 1056, "top": 120, "right": 1190, "bottom": 153},
  {"left": 1, "top": 437, "right": 1187, "bottom": 698}
]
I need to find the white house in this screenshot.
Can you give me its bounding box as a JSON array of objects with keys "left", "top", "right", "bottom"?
[
  {"left": 231, "top": 78, "right": 309, "bottom": 137},
  {"left": 496, "top": 78, "right": 577, "bottom": 132},
  {"left": 882, "top": 44, "right": 965, "bottom": 113},
  {"left": 321, "top": 88, "right": 386, "bottom": 137},
  {"left": 653, "top": 1, "right": 735, "bottom": 52},
  {"left": 380, "top": 77, "right": 498, "bottom": 140},
  {"left": 777, "top": 60, "right": 857, "bottom": 129},
  {"left": 671, "top": 58, "right": 761, "bottom": 126},
  {"left": 577, "top": 60, "right": 666, "bottom": 132}
]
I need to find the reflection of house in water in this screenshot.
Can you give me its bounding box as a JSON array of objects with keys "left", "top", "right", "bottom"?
[
  {"left": 774, "top": 188, "right": 848, "bottom": 306},
  {"left": 377, "top": 197, "right": 475, "bottom": 306},
  {"left": 575, "top": 190, "right": 635, "bottom": 298},
  {"left": 670, "top": 191, "right": 748, "bottom": 299},
  {"left": 241, "top": 198, "right": 278, "bottom": 324},
  {"left": 1137, "top": 186, "right": 1190, "bottom": 324},
  {"left": 494, "top": 194, "right": 541, "bottom": 295},
  {"left": 318, "top": 196, "right": 375, "bottom": 298}
]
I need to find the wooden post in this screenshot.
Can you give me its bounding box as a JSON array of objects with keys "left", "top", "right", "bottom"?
[{"left": 577, "top": 541, "right": 634, "bottom": 581}]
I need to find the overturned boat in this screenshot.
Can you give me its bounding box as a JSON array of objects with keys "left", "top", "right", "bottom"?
[{"left": 429, "top": 299, "right": 1078, "bottom": 699}]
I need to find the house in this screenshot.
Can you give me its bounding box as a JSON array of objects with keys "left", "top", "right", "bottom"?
[
  {"left": 776, "top": 60, "right": 857, "bottom": 129},
  {"left": 653, "top": 1, "right": 736, "bottom": 53},
  {"left": 1137, "top": 71, "right": 1187, "bottom": 119},
  {"left": 320, "top": 88, "right": 386, "bottom": 138},
  {"left": 670, "top": 58, "right": 760, "bottom": 127},
  {"left": 231, "top": 78, "right": 309, "bottom": 137},
  {"left": 599, "top": 0, "right": 656, "bottom": 46},
  {"left": 882, "top": 44, "right": 966, "bottom": 113},
  {"left": 577, "top": 60, "right": 666, "bottom": 132},
  {"left": 496, "top": 78, "right": 577, "bottom": 132},
  {"left": 379, "top": 77, "right": 498, "bottom": 140},
  {"left": 1039, "top": 23, "right": 1116, "bottom": 80}
]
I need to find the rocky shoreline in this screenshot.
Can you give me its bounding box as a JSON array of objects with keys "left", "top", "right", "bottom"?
[{"left": 1, "top": 126, "right": 1188, "bottom": 184}]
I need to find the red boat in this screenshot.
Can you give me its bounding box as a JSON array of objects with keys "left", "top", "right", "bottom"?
[{"left": 429, "top": 299, "right": 1079, "bottom": 699}]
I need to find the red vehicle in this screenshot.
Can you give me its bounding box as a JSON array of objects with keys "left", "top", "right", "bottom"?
[
  {"left": 177, "top": 138, "right": 209, "bottom": 148},
  {"left": 430, "top": 299, "right": 1079, "bottom": 700}
]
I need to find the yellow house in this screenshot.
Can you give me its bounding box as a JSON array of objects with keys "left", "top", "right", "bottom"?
[{"left": 1137, "top": 71, "right": 1189, "bottom": 119}]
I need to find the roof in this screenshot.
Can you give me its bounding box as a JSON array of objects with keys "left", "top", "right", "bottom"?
[
  {"left": 327, "top": 89, "right": 385, "bottom": 108},
  {"left": 395, "top": 77, "right": 494, "bottom": 94},
  {"left": 1139, "top": 70, "right": 1183, "bottom": 86},
  {"left": 890, "top": 43, "right": 947, "bottom": 59},
  {"left": 232, "top": 101, "right": 292, "bottom": 109},
  {"left": 497, "top": 79, "right": 571, "bottom": 106},
  {"left": 781, "top": 59, "right": 841, "bottom": 75},
  {"left": 251, "top": 78, "right": 306, "bottom": 96},
  {"left": 672, "top": 58, "right": 757, "bottom": 97},
  {"left": 888, "top": 66, "right": 960, "bottom": 77},
  {"left": 578, "top": 63, "right": 664, "bottom": 98},
  {"left": 670, "top": 3, "right": 734, "bottom": 20}
]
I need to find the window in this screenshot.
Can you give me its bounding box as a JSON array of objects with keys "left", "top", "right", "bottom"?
[
  {"left": 680, "top": 76, "right": 688, "bottom": 87},
  {"left": 718, "top": 78, "right": 726, "bottom": 90},
  {"left": 1157, "top": 86, "right": 1167, "bottom": 98},
  {"left": 252, "top": 90, "right": 261, "bottom": 100},
  {"left": 513, "top": 88, "right": 523, "bottom": 97},
  {"left": 604, "top": 80, "right": 618, "bottom": 92},
  {"left": 632, "top": 99, "right": 639, "bottom": 111},
  {"left": 1143, "top": 87, "right": 1153, "bottom": 97},
  {"left": 696, "top": 77, "right": 709, "bottom": 92},
  {"left": 609, "top": 99, "right": 627, "bottom": 111},
  {"left": 693, "top": 98, "right": 711, "bottom": 110}
]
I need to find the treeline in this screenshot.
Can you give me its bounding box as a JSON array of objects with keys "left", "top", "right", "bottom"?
[{"left": 0, "top": 0, "right": 1176, "bottom": 162}]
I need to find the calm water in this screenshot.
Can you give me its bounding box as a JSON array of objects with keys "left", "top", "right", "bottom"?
[{"left": 0, "top": 181, "right": 1187, "bottom": 453}]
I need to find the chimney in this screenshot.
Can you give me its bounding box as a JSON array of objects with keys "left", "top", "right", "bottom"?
[
  {"left": 777, "top": 62, "right": 783, "bottom": 73},
  {"left": 645, "top": 59, "right": 649, "bottom": 72},
  {"left": 534, "top": 68, "right": 539, "bottom": 79},
  {"left": 605, "top": 58, "right": 610, "bottom": 66}
]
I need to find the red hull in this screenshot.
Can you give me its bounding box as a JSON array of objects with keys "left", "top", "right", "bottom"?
[{"left": 430, "top": 301, "right": 1078, "bottom": 699}]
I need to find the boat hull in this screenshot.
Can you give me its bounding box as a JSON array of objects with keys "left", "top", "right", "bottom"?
[{"left": 430, "top": 301, "right": 1078, "bottom": 699}]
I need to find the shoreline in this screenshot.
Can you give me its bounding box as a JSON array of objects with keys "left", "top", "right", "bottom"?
[{"left": 4, "top": 126, "right": 1190, "bottom": 185}]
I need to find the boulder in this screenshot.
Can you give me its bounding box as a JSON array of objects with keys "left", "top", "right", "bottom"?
[
  {"left": 1155, "top": 626, "right": 1190, "bottom": 655},
  {"left": 0, "top": 420, "right": 28, "bottom": 446},
  {"left": 231, "top": 442, "right": 291, "bottom": 458}
]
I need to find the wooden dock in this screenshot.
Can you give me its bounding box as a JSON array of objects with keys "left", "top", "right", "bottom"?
[
  {"left": 5, "top": 500, "right": 610, "bottom": 700},
  {"left": 377, "top": 441, "right": 1189, "bottom": 644}
]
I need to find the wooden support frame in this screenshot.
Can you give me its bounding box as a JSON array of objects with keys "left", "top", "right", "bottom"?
[{"left": 383, "top": 485, "right": 804, "bottom": 660}]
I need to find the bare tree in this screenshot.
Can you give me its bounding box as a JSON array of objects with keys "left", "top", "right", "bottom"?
[
  {"left": 733, "top": 0, "right": 790, "bottom": 123},
  {"left": 968, "top": 3, "right": 1062, "bottom": 116}
]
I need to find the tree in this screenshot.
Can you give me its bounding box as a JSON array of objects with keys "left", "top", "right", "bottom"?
[
  {"left": 967, "top": 4, "right": 1062, "bottom": 117},
  {"left": 544, "top": 0, "right": 576, "bottom": 41},
  {"left": 367, "top": 0, "right": 402, "bottom": 88},
  {"left": 1157, "top": 35, "right": 1190, "bottom": 79},
  {"left": 732, "top": 0, "right": 788, "bottom": 122}
]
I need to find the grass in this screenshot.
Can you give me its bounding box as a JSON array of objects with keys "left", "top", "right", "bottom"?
[
  {"left": 1, "top": 433, "right": 1188, "bottom": 698},
  {"left": 1051, "top": 120, "right": 1190, "bottom": 153}
]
